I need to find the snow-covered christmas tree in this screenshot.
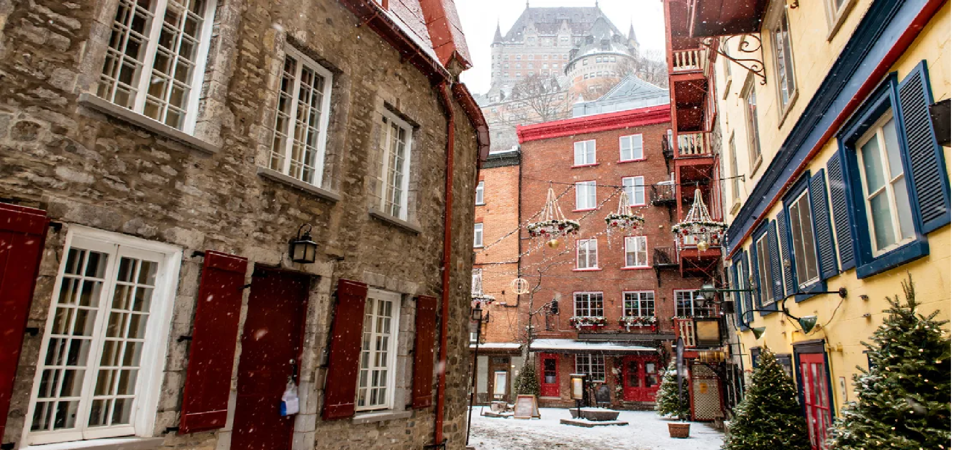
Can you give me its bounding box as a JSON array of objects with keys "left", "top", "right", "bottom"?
[
  {"left": 513, "top": 361, "right": 540, "bottom": 399},
  {"left": 655, "top": 359, "right": 689, "bottom": 420},
  {"left": 724, "top": 349, "right": 809, "bottom": 450},
  {"left": 828, "top": 275, "right": 951, "bottom": 449}
]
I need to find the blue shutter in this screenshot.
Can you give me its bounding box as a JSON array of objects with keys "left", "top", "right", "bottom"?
[
  {"left": 810, "top": 170, "right": 839, "bottom": 279},
  {"left": 768, "top": 223, "right": 784, "bottom": 302},
  {"left": 897, "top": 61, "right": 951, "bottom": 234},
  {"left": 750, "top": 242, "right": 761, "bottom": 310},
  {"left": 730, "top": 266, "right": 744, "bottom": 329},
  {"left": 826, "top": 153, "right": 855, "bottom": 271},
  {"left": 777, "top": 211, "right": 797, "bottom": 297}
]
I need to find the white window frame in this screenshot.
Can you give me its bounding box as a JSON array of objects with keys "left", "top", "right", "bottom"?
[
  {"left": 471, "top": 269, "right": 483, "bottom": 298},
  {"left": 373, "top": 108, "right": 414, "bottom": 220},
  {"left": 475, "top": 181, "right": 485, "bottom": 205},
  {"left": 623, "top": 291, "right": 655, "bottom": 317},
  {"left": 755, "top": 233, "right": 774, "bottom": 306},
  {"left": 743, "top": 78, "right": 762, "bottom": 169},
  {"left": 855, "top": 111, "right": 916, "bottom": 256},
  {"left": 619, "top": 134, "right": 643, "bottom": 161},
  {"left": 355, "top": 289, "right": 402, "bottom": 412},
  {"left": 575, "top": 354, "right": 605, "bottom": 382},
  {"left": 728, "top": 132, "right": 742, "bottom": 206},
  {"left": 267, "top": 45, "right": 334, "bottom": 186},
  {"left": 573, "top": 140, "right": 596, "bottom": 166},
  {"left": 96, "top": 0, "right": 216, "bottom": 133},
  {"left": 788, "top": 191, "right": 820, "bottom": 288},
  {"left": 573, "top": 292, "right": 604, "bottom": 318},
  {"left": 23, "top": 227, "right": 182, "bottom": 446},
  {"left": 622, "top": 176, "right": 645, "bottom": 207},
  {"left": 674, "top": 290, "right": 711, "bottom": 318},
  {"left": 623, "top": 236, "right": 649, "bottom": 268},
  {"left": 474, "top": 223, "right": 484, "bottom": 248},
  {"left": 575, "top": 181, "right": 597, "bottom": 211},
  {"left": 575, "top": 239, "right": 598, "bottom": 270},
  {"left": 768, "top": 9, "right": 797, "bottom": 114}
]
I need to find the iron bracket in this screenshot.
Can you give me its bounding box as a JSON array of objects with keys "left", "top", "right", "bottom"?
[{"left": 702, "top": 34, "right": 767, "bottom": 86}]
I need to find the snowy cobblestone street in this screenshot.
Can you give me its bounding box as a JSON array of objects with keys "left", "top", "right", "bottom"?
[{"left": 468, "top": 407, "right": 725, "bottom": 450}]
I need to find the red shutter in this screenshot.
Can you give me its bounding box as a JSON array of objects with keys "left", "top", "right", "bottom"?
[
  {"left": 411, "top": 296, "right": 438, "bottom": 409},
  {"left": 0, "top": 203, "right": 48, "bottom": 439},
  {"left": 179, "top": 251, "right": 247, "bottom": 434},
  {"left": 321, "top": 279, "right": 368, "bottom": 420}
]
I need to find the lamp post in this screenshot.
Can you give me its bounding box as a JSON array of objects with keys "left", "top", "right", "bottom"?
[{"left": 466, "top": 305, "right": 484, "bottom": 446}]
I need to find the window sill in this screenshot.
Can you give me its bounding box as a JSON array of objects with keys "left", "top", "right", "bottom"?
[
  {"left": 22, "top": 437, "right": 165, "bottom": 450},
  {"left": 621, "top": 266, "right": 652, "bottom": 271},
  {"left": 351, "top": 410, "right": 413, "bottom": 425},
  {"left": 572, "top": 208, "right": 597, "bottom": 213},
  {"left": 617, "top": 158, "right": 646, "bottom": 164},
  {"left": 572, "top": 268, "right": 601, "bottom": 272},
  {"left": 729, "top": 199, "right": 742, "bottom": 216},
  {"left": 856, "top": 239, "right": 929, "bottom": 280},
  {"left": 78, "top": 93, "right": 218, "bottom": 155},
  {"left": 257, "top": 168, "right": 341, "bottom": 202},
  {"left": 794, "top": 279, "right": 828, "bottom": 303},
  {"left": 777, "top": 92, "right": 799, "bottom": 129},
  {"left": 369, "top": 209, "right": 422, "bottom": 235},
  {"left": 826, "top": 0, "right": 858, "bottom": 42},
  {"left": 571, "top": 163, "right": 600, "bottom": 169},
  {"left": 749, "top": 156, "right": 763, "bottom": 178}
]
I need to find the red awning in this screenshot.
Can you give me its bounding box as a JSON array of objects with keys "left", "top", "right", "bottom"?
[{"left": 688, "top": 0, "right": 771, "bottom": 38}]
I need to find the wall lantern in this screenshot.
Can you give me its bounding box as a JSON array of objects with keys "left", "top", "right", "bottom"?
[
  {"left": 289, "top": 224, "right": 318, "bottom": 264},
  {"left": 472, "top": 305, "right": 485, "bottom": 321}
]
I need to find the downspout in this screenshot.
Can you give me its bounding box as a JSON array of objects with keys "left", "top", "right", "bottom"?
[{"left": 435, "top": 81, "right": 455, "bottom": 447}]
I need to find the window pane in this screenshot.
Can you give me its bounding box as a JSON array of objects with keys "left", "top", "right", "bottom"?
[
  {"left": 893, "top": 178, "right": 916, "bottom": 241},
  {"left": 881, "top": 118, "right": 903, "bottom": 177},
  {"left": 869, "top": 190, "right": 897, "bottom": 250},
  {"left": 860, "top": 134, "right": 885, "bottom": 194}
]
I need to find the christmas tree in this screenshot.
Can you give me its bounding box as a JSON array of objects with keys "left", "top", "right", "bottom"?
[
  {"left": 655, "top": 359, "right": 689, "bottom": 420},
  {"left": 828, "top": 275, "right": 951, "bottom": 449},
  {"left": 513, "top": 360, "right": 539, "bottom": 399},
  {"left": 724, "top": 349, "right": 809, "bottom": 450}
]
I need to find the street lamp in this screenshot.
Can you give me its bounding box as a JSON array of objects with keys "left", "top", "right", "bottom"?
[{"left": 466, "top": 304, "right": 485, "bottom": 446}]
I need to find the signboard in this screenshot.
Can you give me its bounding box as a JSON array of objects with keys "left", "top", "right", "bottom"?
[
  {"left": 513, "top": 395, "right": 540, "bottom": 419},
  {"left": 493, "top": 371, "right": 507, "bottom": 400},
  {"left": 570, "top": 375, "right": 584, "bottom": 400}
]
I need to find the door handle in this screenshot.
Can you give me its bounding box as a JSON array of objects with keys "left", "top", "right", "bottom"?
[{"left": 289, "top": 359, "right": 298, "bottom": 383}]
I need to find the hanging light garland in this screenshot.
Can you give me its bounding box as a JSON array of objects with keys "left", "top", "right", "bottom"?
[
  {"left": 526, "top": 186, "right": 580, "bottom": 245},
  {"left": 672, "top": 188, "right": 727, "bottom": 252}
]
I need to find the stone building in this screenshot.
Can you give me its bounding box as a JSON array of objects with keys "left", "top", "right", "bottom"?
[
  {"left": 471, "top": 78, "right": 708, "bottom": 410},
  {"left": 0, "top": 1, "right": 488, "bottom": 450},
  {"left": 563, "top": 16, "right": 640, "bottom": 101}
]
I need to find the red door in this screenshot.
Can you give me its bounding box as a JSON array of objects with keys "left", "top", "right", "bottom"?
[
  {"left": 799, "top": 353, "right": 832, "bottom": 450},
  {"left": 231, "top": 269, "right": 309, "bottom": 450},
  {"left": 623, "top": 356, "right": 660, "bottom": 402},
  {"left": 540, "top": 354, "right": 560, "bottom": 397}
]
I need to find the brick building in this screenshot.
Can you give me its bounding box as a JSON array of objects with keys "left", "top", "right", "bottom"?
[
  {"left": 472, "top": 78, "right": 708, "bottom": 410},
  {"left": 0, "top": 1, "right": 488, "bottom": 450}
]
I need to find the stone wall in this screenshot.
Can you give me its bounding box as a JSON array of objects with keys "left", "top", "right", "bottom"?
[{"left": 0, "top": 0, "right": 479, "bottom": 448}]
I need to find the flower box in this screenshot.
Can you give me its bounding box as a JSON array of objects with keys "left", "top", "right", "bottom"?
[
  {"left": 569, "top": 316, "right": 606, "bottom": 330},
  {"left": 619, "top": 316, "right": 656, "bottom": 331}
]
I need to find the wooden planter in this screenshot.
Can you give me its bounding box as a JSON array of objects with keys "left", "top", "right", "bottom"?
[{"left": 668, "top": 422, "right": 690, "bottom": 438}]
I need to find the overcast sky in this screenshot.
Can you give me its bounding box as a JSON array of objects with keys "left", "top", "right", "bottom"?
[{"left": 453, "top": 0, "right": 666, "bottom": 94}]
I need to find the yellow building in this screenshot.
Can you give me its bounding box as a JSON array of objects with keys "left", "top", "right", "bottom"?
[{"left": 694, "top": 0, "right": 949, "bottom": 446}]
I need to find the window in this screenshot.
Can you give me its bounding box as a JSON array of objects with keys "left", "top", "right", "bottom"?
[
  {"left": 355, "top": 289, "right": 401, "bottom": 411},
  {"left": 372, "top": 109, "right": 413, "bottom": 220},
  {"left": 755, "top": 233, "right": 774, "bottom": 305},
  {"left": 268, "top": 47, "right": 334, "bottom": 186},
  {"left": 575, "top": 181, "right": 597, "bottom": 210},
  {"left": 624, "top": 236, "right": 648, "bottom": 268},
  {"left": 623, "top": 291, "right": 654, "bottom": 317},
  {"left": 733, "top": 257, "right": 749, "bottom": 324},
  {"left": 473, "top": 223, "right": 483, "bottom": 248},
  {"left": 97, "top": 0, "right": 216, "bottom": 131},
  {"left": 675, "top": 290, "right": 712, "bottom": 317},
  {"left": 475, "top": 181, "right": 485, "bottom": 205},
  {"left": 743, "top": 79, "right": 762, "bottom": 168},
  {"left": 576, "top": 239, "right": 598, "bottom": 270},
  {"left": 25, "top": 230, "right": 179, "bottom": 445},
  {"left": 770, "top": 11, "right": 797, "bottom": 112},
  {"left": 575, "top": 354, "right": 605, "bottom": 382},
  {"left": 471, "top": 269, "right": 483, "bottom": 298},
  {"left": 622, "top": 176, "right": 645, "bottom": 206},
  {"left": 824, "top": 0, "right": 849, "bottom": 27},
  {"left": 574, "top": 292, "right": 603, "bottom": 318},
  {"left": 574, "top": 140, "right": 596, "bottom": 166},
  {"left": 729, "top": 132, "right": 741, "bottom": 204},
  {"left": 788, "top": 191, "right": 820, "bottom": 287},
  {"left": 855, "top": 111, "right": 916, "bottom": 255},
  {"left": 619, "top": 134, "right": 643, "bottom": 161}
]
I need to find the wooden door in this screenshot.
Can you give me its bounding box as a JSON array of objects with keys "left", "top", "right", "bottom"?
[
  {"left": 487, "top": 356, "right": 511, "bottom": 401},
  {"left": 231, "top": 269, "right": 309, "bottom": 450},
  {"left": 623, "top": 356, "right": 659, "bottom": 402},
  {"left": 799, "top": 353, "right": 832, "bottom": 450},
  {"left": 539, "top": 354, "right": 560, "bottom": 397}
]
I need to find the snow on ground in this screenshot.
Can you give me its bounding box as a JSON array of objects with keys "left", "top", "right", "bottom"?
[{"left": 468, "top": 407, "right": 724, "bottom": 450}]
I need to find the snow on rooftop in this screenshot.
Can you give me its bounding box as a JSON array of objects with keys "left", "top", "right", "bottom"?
[
  {"left": 470, "top": 343, "right": 523, "bottom": 350},
  {"left": 529, "top": 339, "right": 657, "bottom": 353}
]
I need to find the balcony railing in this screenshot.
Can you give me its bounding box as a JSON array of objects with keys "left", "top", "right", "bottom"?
[
  {"left": 652, "top": 246, "right": 679, "bottom": 266},
  {"left": 672, "top": 49, "right": 704, "bottom": 73},
  {"left": 650, "top": 183, "right": 676, "bottom": 206},
  {"left": 676, "top": 132, "right": 711, "bottom": 158}
]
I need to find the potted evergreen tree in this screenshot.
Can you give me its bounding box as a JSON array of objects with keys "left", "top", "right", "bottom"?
[
  {"left": 513, "top": 360, "right": 540, "bottom": 399},
  {"left": 724, "top": 349, "right": 809, "bottom": 450},
  {"left": 655, "top": 359, "right": 691, "bottom": 438},
  {"left": 828, "top": 276, "right": 950, "bottom": 449}
]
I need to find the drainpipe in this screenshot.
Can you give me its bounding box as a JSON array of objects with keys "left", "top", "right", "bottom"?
[{"left": 435, "top": 81, "right": 455, "bottom": 448}]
